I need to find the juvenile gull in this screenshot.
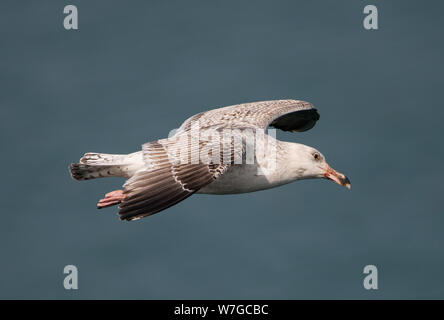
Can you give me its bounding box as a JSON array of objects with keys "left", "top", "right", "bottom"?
[{"left": 69, "top": 100, "right": 350, "bottom": 221}]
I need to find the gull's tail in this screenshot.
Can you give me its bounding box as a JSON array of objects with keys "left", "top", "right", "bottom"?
[{"left": 69, "top": 152, "right": 137, "bottom": 181}]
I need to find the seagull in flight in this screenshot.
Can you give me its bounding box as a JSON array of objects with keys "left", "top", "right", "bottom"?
[{"left": 70, "top": 100, "right": 350, "bottom": 221}]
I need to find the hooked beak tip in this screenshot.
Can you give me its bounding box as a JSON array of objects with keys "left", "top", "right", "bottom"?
[
  {"left": 324, "top": 166, "right": 351, "bottom": 190},
  {"left": 342, "top": 175, "right": 351, "bottom": 190}
]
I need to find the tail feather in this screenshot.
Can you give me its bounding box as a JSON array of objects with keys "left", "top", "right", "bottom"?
[
  {"left": 80, "top": 152, "right": 127, "bottom": 165},
  {"left": 70, "top": 152, "right": 131, "bottom": 181},
  {"left": 69, "top": 151, "right": 144, "bottom": 181},
  {"left": 69, "top": 163, "right": 119, "bottom": 181}
]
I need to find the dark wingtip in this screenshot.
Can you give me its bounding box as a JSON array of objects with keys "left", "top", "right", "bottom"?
[{"left": 270, "top": 108, "right": 320, "bottom": 132}]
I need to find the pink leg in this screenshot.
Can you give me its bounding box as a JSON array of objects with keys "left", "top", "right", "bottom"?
[{"left": 97, "top": 190, "right": 126, "bottom": 209}]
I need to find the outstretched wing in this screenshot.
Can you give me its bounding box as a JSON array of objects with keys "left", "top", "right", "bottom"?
[
  {"left": 118, "top": 133, "right": 234, "bottom": 221},
  {"left": 118, "top": 163, "right": 227, "bottom": 221},
  {"left": 177, "top": 99, "right": 320, "bottom": 133}
]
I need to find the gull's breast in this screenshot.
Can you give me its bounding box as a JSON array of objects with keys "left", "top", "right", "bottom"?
[{"left": 197, "top": 164, "right": 286, "bottom": 195}]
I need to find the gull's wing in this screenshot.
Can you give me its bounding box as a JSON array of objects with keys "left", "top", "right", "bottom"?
[
  {"left": 177, "top": 99, "right": 320, "bottom": 133},
  {"left": 118, "top": 163, "right": 227, "bottom": 221},
  {"left": 118, "top": 132, "right": 236, "bottom": 221}
]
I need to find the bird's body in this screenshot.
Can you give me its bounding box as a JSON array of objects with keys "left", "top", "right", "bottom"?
[
  {"left": 70, "top": 100, "right": 350, "bottom": 221},
  {"left": 198, "top": 164, "right": 280, "bottom": 194},
  {"left": 197, "top": 141, "right": 315, "bottom": 194}
]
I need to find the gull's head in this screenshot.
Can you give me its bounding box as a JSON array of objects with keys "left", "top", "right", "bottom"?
[{"left": 289, "top": 144, "right": 351, "bottom": 189}]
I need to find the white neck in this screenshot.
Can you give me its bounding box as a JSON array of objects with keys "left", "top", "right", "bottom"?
[{"left": 257, "top": 141, "right": 315, "bottom": 185}]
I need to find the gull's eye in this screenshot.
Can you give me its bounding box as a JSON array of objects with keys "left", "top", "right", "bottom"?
[{"left": 313, "top": 152, "right": 321, "bottom": 161}]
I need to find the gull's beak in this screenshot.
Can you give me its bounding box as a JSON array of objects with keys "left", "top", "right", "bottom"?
[{"left": 324, "top": 165, "right": 351, "bottom": 189}]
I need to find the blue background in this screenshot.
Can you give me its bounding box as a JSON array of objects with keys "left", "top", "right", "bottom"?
[{"left": 1, "top": 0, "right": 443, "bottom": 299}]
